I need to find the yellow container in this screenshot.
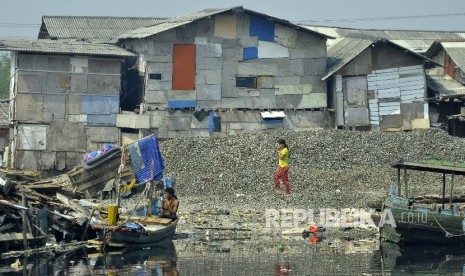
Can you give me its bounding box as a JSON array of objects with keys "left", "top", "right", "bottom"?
[{"left": 107, "top": 205, "right": 118, "bottom": 225}]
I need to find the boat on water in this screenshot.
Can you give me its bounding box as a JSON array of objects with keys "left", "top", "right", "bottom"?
[
  {"left": 90, "top": 217, "right": 178, "bottom": 250},
  {"left": 375, "top": 159, "right": 465, "bottom": 245},
  {"left": 87, "top": 134, "right": 179, "bottom": 250}
]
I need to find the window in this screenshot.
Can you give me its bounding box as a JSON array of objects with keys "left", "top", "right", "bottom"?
[
  {"left": 236, "top": 76, "right": 257, "bottom": 88},
  {"left": 149, "top": 73, "right": 161, "bottom": 80}
]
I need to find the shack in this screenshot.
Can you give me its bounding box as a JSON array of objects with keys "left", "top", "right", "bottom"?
[
  {"left": 323, "top": 38, "right": 439, "bottom": 130},
  {"left": 115, "top": 6, "right": 334, "bottom": 138},
  {"left": 0, "top": 39, "right": 136, "bottom": 171}
]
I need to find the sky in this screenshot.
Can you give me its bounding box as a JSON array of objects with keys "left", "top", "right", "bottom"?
[{"left": 0, "top": 0, "right": 464, "bottom": 39}]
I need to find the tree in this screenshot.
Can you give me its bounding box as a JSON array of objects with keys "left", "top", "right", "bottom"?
[{"left": 0, "top": 55, "right": 11, "bottom": 100}]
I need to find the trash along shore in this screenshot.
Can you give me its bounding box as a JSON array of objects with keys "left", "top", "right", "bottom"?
[{"left": 2, "top": 128, "right": 465, "bottom": 264}]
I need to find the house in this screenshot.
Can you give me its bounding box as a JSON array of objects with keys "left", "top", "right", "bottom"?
[
  {"left": 426, "top": 41, "right": 465, "bottom": 85},
  {"left": 38, "top": 16, "right": 167, "bottom": 43},
  {"left": 424, "top": 41, "right": 465, "bottom": 134},
  {"left": 113, "top": 6, "right": 334, "bottom": 138},
  {"left": 0, "top": 39, "right": 135, "bottom": 171},
  {"left": 323, "top": 37, "right": 439, "bottom": 130}
]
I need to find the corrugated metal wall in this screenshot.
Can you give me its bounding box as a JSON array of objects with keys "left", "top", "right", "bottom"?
[{"left": 367, "top": 65, "right": 428, "bottom": 130}]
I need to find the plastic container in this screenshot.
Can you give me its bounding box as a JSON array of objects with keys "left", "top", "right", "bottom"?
[
  {"left": 107, "top": 205, "right": 118, "bottom": 225},
  {"left": 164, "top": 177, "right": 174, "bottom": 189},
  {"left": 135, "top": 201, "right": 160, "bottom": 216}
]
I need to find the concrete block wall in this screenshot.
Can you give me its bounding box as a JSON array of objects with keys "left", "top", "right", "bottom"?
[
  {"left": 121, "top": 12, "right": 331, "bottom": 138},
  {"left": 9, "top": 54, "right": 123, "bottom": 171}
]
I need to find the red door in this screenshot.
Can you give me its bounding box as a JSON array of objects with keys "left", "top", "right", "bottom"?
[{"left": 172, "top": 44, "right": 196, "bottom": 90}]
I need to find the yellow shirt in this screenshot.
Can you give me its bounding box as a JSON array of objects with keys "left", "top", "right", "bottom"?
[{"left": 278, "top": 148, "right": 289, "bottom": 168}]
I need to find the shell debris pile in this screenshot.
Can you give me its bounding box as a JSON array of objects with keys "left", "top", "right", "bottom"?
[{"left": 159, "top": 129, "right": 465, "bottom": 210}]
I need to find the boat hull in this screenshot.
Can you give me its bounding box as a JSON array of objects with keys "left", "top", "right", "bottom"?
[
  {"left": 91, "top": 219, "right": 178, "bottom": 250},
  {"left": 376, "top": 206, "right": 465, "bottom": 245},
  {"left": 109, "top": 219, "right": 178, "bottom": 244}
]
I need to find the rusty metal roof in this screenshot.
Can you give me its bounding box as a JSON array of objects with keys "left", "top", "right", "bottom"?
[
  {"left": 39, "top": 16, "right": 167, "bottom": 41},
  {"left": 300, "top": 25, "right": 465, "bottom": 53},
  {"left": 323, "top": 37, "right": 438, "bottom": 80},
  {"left": 426, "top": 75, "right": 465, "bottom": 98},
  {"left": 0, "top": 39, "right": 136, "bottom": 57},
  {"left": 119, "top": 6, "right": 332, "bottom": 40}
]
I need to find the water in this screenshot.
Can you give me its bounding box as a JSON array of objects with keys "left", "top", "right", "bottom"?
[{"left": 2, "top": 237, "right": 465, "bottom": 275}]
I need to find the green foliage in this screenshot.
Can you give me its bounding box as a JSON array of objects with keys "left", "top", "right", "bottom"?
[{"left": 0, "top": 55, "right": 10, "bottom": 100}]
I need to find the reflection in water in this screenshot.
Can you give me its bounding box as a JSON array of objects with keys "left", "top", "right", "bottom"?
[
  {"left": 274, "top": 260, "right": 290, "bottom": 276},
  {"left": 373, "top": 242, "right": 465, "bottom": 274},
  {"left": 88, "top": 240, "right": 179, "bottom": 275},
  {"left": 5, "top": 235, "right": 465, "bottom": 275}
]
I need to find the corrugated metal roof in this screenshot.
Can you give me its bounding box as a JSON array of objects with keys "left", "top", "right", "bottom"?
[
  {"left": 300, "top": 24, "right": 465, "bottom": 53},
  {"left": 441, "top": 42, "right": 465, "bottom": 71},
  {"left": 426, "top": 75, "right": 465, "bottom": 98},
  {"left": 323, "top": 37, "right": 438, "bottom": 80},
  {"left": 0, "top": 39, "right": 136, "bottom": 57},
  {"left": 323, "top": 37, "right": 373, "bottom": 80},
  {"left": 39, "top": 16, "right": 167, "bottom": 41},
  {"left": 119, "top": 6, "right": 332, "bottom": 40}
]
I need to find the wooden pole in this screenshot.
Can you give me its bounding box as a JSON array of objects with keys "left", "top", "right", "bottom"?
[
  {"left": 403, "top": 168, "right": 408, "bottom": 197},
  {"left": 397, "top": 168, "right": 401, "bottom": 196},
  {"left": 442, "top": 173, "right": 446, "bottom": 209},
  {"left": 450, "top": 174, "right": 454, "bottom": 206},
  {"left": 81, "top": 208, "right": 97, "bottom": 241},
  {"left": 21, "top": 190, "right": 27, "bottom": 250},
  {"left": 148, "top": 160, "right": 154, "bottom": 216}
]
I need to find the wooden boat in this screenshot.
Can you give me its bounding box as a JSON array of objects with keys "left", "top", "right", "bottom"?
[
  {"left": 90, "top": 217, "right": 177, "bottom": 250},
  {"left": 375, "top": 159, "right": 465, "bottom": 245},
  {"left": 86, "top": 134, "right": 177, "bottom": 250}
]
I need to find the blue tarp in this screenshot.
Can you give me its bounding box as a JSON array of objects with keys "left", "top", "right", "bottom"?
[
  {"left": 128, "top": 135, "right": 164, "bottom": 183},
  {"left": 167, "top": 100, "right": 196, "bottom": 109},
  {"left": 243, "top": 47, "right": 258, "bottom": 60},
  {"left": 249, "top": 16, "right": 275, "bottom": 42}
]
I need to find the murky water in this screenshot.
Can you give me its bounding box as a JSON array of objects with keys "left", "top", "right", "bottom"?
[{"left": 2, "top": 237, "right": 465, "bottom": 275}]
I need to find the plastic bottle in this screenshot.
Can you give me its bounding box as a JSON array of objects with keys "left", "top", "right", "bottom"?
[{"left": 390, "top": 183, "right": 396, "bottom": 196}]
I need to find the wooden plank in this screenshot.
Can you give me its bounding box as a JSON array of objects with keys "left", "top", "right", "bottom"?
[
  {"left": 401, "top": 89, "right": 424, "bottom": 96},
  {"left": 374, "top": 72, "right": 400, "bottom": 81},
  {"left": 139, "top": 216, "right": 172, "bottom": 225},
  {"left": 375, "top": 68, "right": 398, "bottom": 74},
  {"left": 400, "top": 84, "right": 424, "bottom": 91},
  {"left": 378, "top": 87, "right": 401, "bottom": 94},
  {"left": 399, "top": 65, "right": 423, "bottom": 72},
  {"left": 0, "top": 233, "right": 34, "bottom": 242},
  {"left": 378, "top": 91, "right": 400, "bottom": 99},
  {"left": 399, "top": 75, "right": 423, "bottom": 83}
]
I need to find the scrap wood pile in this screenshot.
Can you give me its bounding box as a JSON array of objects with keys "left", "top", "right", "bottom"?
[
  {"left": 0, "top": 145, "right": 136, "bottom": 255},
  {"left": 0, "top": 135, "right": 165, "bottom": 255}
]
